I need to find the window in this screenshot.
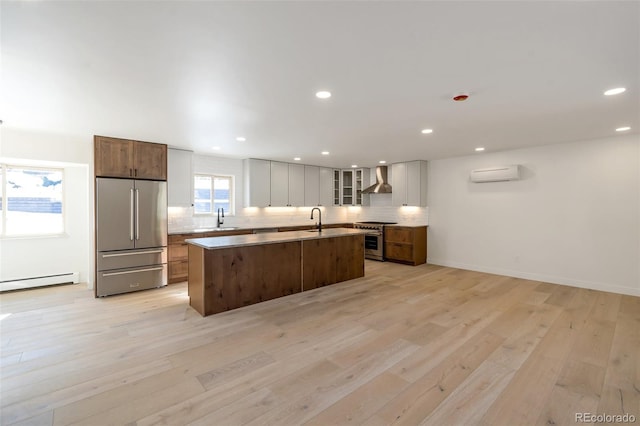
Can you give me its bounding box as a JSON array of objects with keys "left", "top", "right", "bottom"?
[
  {"left": 194, "top": 174, "right": 234, "bottom": 215},
  {"left": 0, "top": 164, "right": 64, "bottom": 236}
]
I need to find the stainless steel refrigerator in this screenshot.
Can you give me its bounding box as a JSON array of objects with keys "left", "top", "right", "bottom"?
[{"left": 95, "top": 178, "right": 167, "bottom": 297}]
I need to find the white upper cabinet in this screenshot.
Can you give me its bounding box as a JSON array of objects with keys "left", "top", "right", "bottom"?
[
  {"left": 270, "top": 161, "right": 305, "bottom": 207},
  {"left": 167, "top": 148, "right": 193, "bottom": 207},
  {"left": 319, "top": 167, "right": 334, "bottom": 206},
  {"left": 288, "top": 163, "right": 305, "bottom": 206},
  {"left": 304, "top": 165, "right": 320, "bottom": 206},
  {"left": 243, "top": 158, "right": 271, "bottom": 207},
  {"left": 270, "top": 161, "right": 289, "bottom": 206},
  {"left": 245, "top": 160, "right": 306, "bottom": 207},
  {"left": 392, "top": 161, "right": 428, "bottom": 206},
  {"left": 245, "top": 160, "right": 348, "bottom": 207},
  {"left": 305, "top": 166, "right": 334, "bottom": 206}
]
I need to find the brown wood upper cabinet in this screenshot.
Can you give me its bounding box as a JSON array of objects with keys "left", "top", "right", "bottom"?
[
  {"left": 95, "top": 135, "right": 167, "bottom": 180},
  {"left": 384, "top": 225, "right": 427, "bottom": 266}
]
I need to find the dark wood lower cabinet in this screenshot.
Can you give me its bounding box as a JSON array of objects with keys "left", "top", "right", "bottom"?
[{"left": 384, "top": 225, "right": 427, "bottom": 266}]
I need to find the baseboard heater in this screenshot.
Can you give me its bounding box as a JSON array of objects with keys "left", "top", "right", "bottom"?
[{"left": 0, "top": 272, "right": 80, "bottom": 292}]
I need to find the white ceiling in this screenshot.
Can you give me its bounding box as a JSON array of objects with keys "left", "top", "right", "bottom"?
[{"left": 2, "top": 1, "right": 638, "bottom": 168}]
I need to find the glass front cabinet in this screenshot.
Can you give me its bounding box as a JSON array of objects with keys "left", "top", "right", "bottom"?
[
  {"left": 335, "top": 168, "right": 369, "bottom": 206},
  {"left": 333, "top": 169, "right": 340, "bottom": 205}
]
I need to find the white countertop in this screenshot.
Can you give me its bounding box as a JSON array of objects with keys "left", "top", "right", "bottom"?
[{"left": 186, "top": 228, "right": 370, "bottom": 250}]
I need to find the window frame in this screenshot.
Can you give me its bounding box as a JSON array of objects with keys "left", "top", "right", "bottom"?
[
  {"left": 0, "top": 163, "right": 66, "bottom": 238},
  {"left": 193, "top": 173, "right": 235, "bottom": 216}
]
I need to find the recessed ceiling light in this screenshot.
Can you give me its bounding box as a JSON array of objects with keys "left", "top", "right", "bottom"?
[
  {"left": 604, "top": 87, "right": 626, "bottom": 96},
  {"left": 321, "top": 151, "right": 330, "bottom": 155},
  {"left": 616, "top": 126, "right": 631, "bottom": 132},
  {"left": 316, "top": 91, "right": 332, "bottom": 99},
  {"left": 236, "top": 137, "right": 246, "bottom": 142},
  {"left": 212, "top": 146, "right": 221, "bottom": 150},
  {"left": 351, "top": 164, "right": 358, "bottom": 168},
  {"left": 294, "top": 157, "right": 301, "bottom": 161},
  {"left": 475, "top": 147, "right": 485, "bottom": 152},
  {"left": 379, "top": 160, "right": 386, "bottom": 164},
  {"left": 421, "top": 129, "right": 433, "bottom": 134}
]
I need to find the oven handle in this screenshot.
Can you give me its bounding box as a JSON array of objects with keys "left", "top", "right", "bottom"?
[{"left": 363, "top": 231, "right": 382, "bottom": 236}]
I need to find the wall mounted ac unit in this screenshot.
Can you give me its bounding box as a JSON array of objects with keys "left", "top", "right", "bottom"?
[{"left": 470, "top": 165, "right": 520, "bottom": 183}]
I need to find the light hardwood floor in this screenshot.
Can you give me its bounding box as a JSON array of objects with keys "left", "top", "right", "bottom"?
[{"left": 1, "top": 262, "right": 638, "bottom": 425}]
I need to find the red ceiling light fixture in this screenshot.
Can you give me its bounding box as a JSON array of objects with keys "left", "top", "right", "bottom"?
[{"left": 453, "top": 93, "right": 469, "bottom": 102}]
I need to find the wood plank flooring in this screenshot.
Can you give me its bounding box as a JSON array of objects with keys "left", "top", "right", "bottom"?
[{"left": 1, "top": 261, "right": 638, "bottom": 425}]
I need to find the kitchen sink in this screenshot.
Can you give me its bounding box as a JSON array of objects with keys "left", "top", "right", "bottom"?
[{"left": 210, "top": 227, "right": 240, "bottom": 231}]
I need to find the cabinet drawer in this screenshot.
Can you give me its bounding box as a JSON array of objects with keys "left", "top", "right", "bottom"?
[
  {"left": 168, "top": 260, "right": 188, "bottom": 283},
  {"left": 97, "top": 247, "right": 167, "bottom": 271},
  {"left": 169, "top": 243, "right": 188, "bottom": 261},
  {"left": 97, "top": 264, "right": 167, "bottom": 297},
  {"left": 168, "top": 234, "right": 187, "bottom": 244},
  {"left": 385, "top": 242, "right": 413, "bottom": 262},
  {"left": 385, "top": 227, "right": 413, "bottom": 243}
]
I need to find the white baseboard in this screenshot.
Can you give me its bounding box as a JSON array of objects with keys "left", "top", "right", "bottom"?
[
  {"left": 427, "top": 259, "right": 640, "bottom": 297},
  {"left": 0, "top": 272, "right": 80, "bottom": 292}
]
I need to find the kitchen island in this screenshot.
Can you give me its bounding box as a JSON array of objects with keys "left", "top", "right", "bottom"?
[{"left": 186, "top": 228, "right": 367, "bottom": 316}]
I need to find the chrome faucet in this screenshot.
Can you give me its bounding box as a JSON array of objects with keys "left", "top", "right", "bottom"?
[
  {"left": 310, "top": 207, "right": 322, "bottom": 232},
  {"left": 217, "top": 207, "right": 224, "bottom": 228}
]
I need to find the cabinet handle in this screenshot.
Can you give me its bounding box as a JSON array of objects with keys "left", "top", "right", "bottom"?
[
  {"left": 134, "top": 168, "right": 138, "bottom": 177},
  {"left": 129, "top": 168, "right": 133, "bottom": 177}
]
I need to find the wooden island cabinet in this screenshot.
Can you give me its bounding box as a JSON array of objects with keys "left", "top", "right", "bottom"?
[
  {"left": 186, "top": 229, "right": 366, "bottom": 316},
  {"left": 384, "top": 225, "right": 427, "bottom": 266},
  {"left": 168, "top": 223, "right": 352, "bottom": 284}
]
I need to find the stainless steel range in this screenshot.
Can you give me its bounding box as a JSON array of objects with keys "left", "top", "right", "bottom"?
[{"left": 353, "top": 221, "right": 397, "bottom": 261}]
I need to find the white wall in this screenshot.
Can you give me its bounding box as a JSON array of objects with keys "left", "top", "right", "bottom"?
[
  {"left": 427, "top": 134, "right": 640, "bottom": 296},
  {"left": 0, "top": 128, "right": 93, "bottom": 286}
]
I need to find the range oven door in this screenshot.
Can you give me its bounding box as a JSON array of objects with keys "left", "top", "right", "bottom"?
[{"left": 363, "top": 231, "right": 384, "bottom": 261}]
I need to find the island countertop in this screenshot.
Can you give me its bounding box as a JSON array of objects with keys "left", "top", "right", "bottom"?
[
  {"left": 169, "top": 222, "right": 353, "bottom": 235},
  {"left": 185, "top": 228, "right": 370, "bottom": 250}
]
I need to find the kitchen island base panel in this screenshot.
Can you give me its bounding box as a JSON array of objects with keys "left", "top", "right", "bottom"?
[
  {"left": 303, "top": 234, "right": 365, "bottom": 291},
  {"left": 302, "top": 238, "right": 336, "bottom": 291},
  {"left": 336, "top": 234, "right": 365, "bottom": 282},
  {"left": 189, "top": 242, "right": 302, "bottom": 316},
  {"left": 188, "top": 231, "right": 365, "bottom": 316}
]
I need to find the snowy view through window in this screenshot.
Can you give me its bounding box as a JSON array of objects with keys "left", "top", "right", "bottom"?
[{"left": 0, "top": 166, "right": 64, "bottom": 236}]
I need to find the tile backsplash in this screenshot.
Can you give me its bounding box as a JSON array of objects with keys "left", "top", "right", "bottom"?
[{"left": 168, "top": 200, "right": 428, "bottom": 232}]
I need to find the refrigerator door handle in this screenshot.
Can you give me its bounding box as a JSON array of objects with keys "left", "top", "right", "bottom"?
[
  {"left": 129, "top": 188, "right": 135, "bottom": 241},
  {"left": 135, "top": 188, "right": 140, "bottom": 240},
  {"left": 101, "top": 249, "right": 164, "bottom": 258},
  {"left": 102, "top": 266, "right": 164, "bottom": 277}
]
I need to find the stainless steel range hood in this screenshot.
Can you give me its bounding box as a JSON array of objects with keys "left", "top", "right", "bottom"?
[{"left": 362, "top": 166, "right": 392, "bottom": 194}]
